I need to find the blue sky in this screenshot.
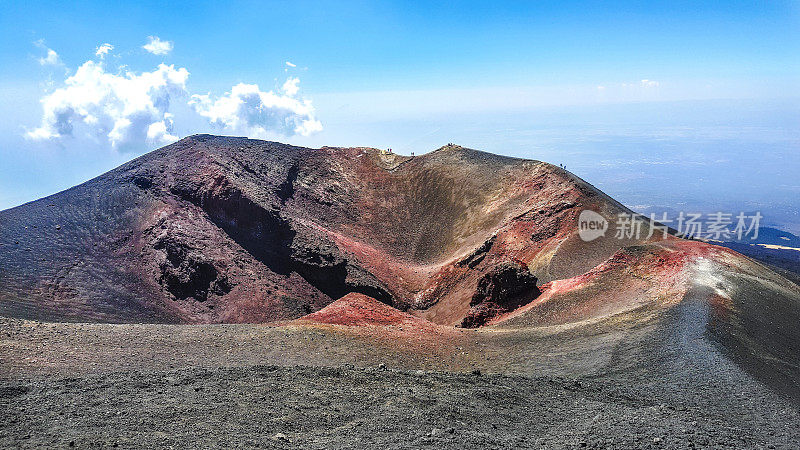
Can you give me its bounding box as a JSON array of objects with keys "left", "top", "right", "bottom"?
[
  {"left": 1, "top": 1, "right": 799, "bottom": 229},
  {"left": 3, "top": 1, "right": 797, "bottom": 93}
]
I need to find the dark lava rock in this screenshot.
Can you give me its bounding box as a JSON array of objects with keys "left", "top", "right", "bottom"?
[
  {"left": 154, "top": 235, "right": 228, "bottom": 302},
  {"left": 461, "top": 261, "right": 540, "bottom": 328},
  {"left": 457, "top": 235, "right": 496, "bottom": 269},
  {"left": 470, "top": 261, "right": 539, "bottom": 308}
]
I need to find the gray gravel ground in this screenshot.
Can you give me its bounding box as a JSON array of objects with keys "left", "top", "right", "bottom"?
[
  {"left": 2, "top": 295, "right": 799, "bottom": 448},
  {"left": 2, "top": 365, "right": 798, "bottom": 449}
]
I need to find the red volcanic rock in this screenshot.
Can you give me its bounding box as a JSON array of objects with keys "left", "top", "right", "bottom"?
[
  {"left": 461, "top": 302, "right": 508, "bottom": 329},
  {"left": 3, "top": 135, "right": 624, "bottom": 325},
  {"left": 295, "top": 292, "right": 433, "bottom": 328},
  {"left": 4, "top": 134, "right": 790, "bottom": 331}
]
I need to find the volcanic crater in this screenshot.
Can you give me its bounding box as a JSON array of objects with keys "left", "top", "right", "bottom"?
[
  {"left": 1, "top": 136, "right": 799, "bottom": 340},
  {"left": 3, "top": 136, "right": 800, "bottom": 446},
  {"left": 0, "top": 135, "right": 641, "bottom": 325}
]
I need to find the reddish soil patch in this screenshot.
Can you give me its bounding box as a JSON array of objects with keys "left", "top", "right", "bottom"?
[
  {"left": 294, "top": 293, "right": 438, "bottom": 329},
  {"left": 488, "top": 239, "right": 735, "bottom": 328}
]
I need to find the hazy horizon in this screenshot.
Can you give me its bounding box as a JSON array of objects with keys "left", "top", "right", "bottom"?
[{"left": 2, "top": 1, "right": 798, "bottom": 232}]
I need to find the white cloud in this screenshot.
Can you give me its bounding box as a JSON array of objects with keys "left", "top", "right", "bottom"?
[
  {"left": 28, "top": 40, "right": 322, "bottom": 150},
  {"left": 189, "top": 79, "right": 322, "bottom": 138},
  {"left": 34, "top": 40, "right": 62, "bottom": 66},
  {"left": 38, "top": 49, "right": 61, "bottom": 66},
  {"left": 282, "top": 77, "right": 300, "bottom": 96},
  {"left": 285, "top": 61, "right": 296, "bottom": 67},
  {"left": 143, "top": 36, "right": 173, "bottom": 55},
  {"left": 95, "top": 43, "right": 114, "bottom": 58},
  {"left": 34, "top": 40, "right": 62, "bottom": 67},
  {"left": 147, "top": 113, "right": 175, "bottom": 141},
  {"left": 27, "top": 60, "right": 189, "bottom": 149},
  {"left": 641, "top": 79, "right": 660, "bottom": 88}
]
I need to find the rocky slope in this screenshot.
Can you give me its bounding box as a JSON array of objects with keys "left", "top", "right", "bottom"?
[
  {"left": 0, "top": 135, "right": 646, "bottom": 325},
  {"left": 3, "top": 136, "right": 800, "bottom": 446},
  {"left": 1, "top": 136, "right": 799, "bottom": 391}
]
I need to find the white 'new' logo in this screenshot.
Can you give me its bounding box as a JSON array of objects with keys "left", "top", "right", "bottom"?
[{"left": 578, "top": 210, "right": 608, "bottom": 242}]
